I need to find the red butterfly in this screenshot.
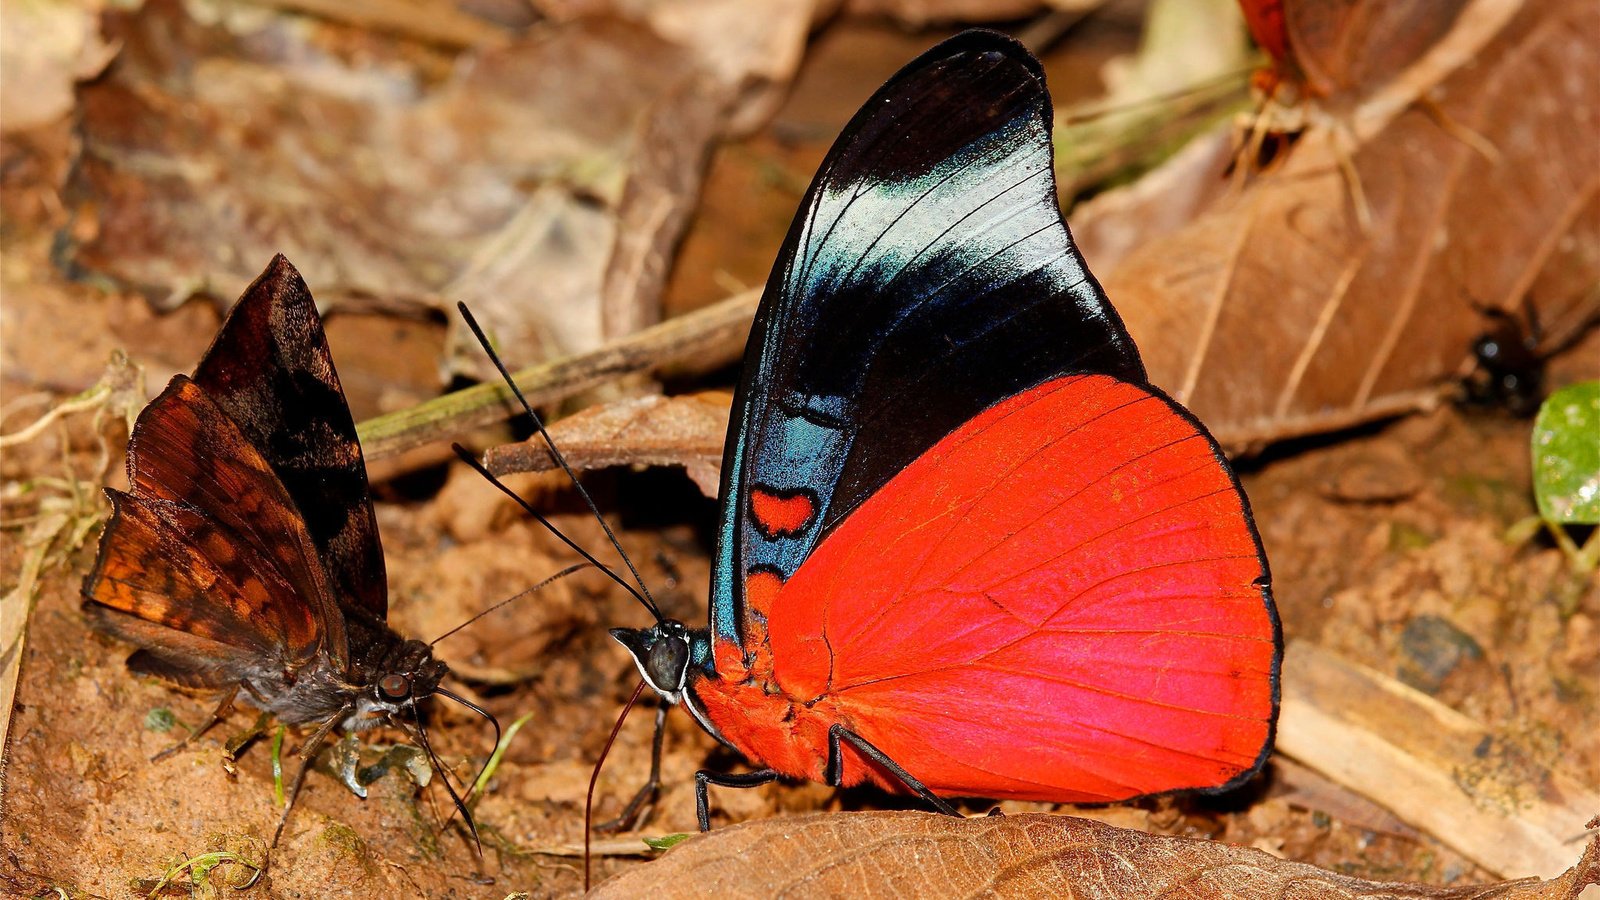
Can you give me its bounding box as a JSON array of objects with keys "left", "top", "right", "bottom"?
[{"left": 463, "top": 31, "right": 1281, "bottom": 873}]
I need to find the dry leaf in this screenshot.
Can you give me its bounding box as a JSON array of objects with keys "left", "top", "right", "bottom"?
[
  {"left": 591, "top": 810, "right": 1596, "bottom": 898},
  {"left": 60, "top": 0, "right": 724, "bottom": 372},
  {"left": 252, "top": 0, "right": 520, "bottom": 48},
  {"left": 599, "top": 0, "right": 820, "bottom": 134},
  {"left": 0, "top": 0, "right": 116, "bottom": 133},
  {"left": 476, "top": 0, "right": 819, "bottom": 134},
  {"left": 485, "top": 391, "right": 732, "bottom": 497},
  {"left": 1276, "top": 640, "right": 1600, "bottom": 879},
  {"left": 1092, "top": 0, "right": 1600, "bottom": 449}
]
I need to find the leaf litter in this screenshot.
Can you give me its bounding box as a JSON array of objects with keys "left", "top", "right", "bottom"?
[{"left": 2, "top": 4, "right": 1599, "bottom": 899}]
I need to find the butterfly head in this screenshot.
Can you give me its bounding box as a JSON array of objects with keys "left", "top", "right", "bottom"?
[
  {"left": 352, "top": 639, "right": 449, "bottom": 725},
  {"left": 611, "top": 620, "right": 709, "bottom": 704}
]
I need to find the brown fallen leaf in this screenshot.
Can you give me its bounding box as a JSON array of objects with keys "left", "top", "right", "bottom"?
[
  {"left": 61, "top": 0, "right": 723, "bottom": 372},
  {"left": 1093, "top": 0, "right": 1600, "bottom": 450},
  {"left": 527, "top": 0, "right": 819, "bottom": 134},
  {"left": 841, "top": 0, "right": 1054, "bottom": 28},
  {"left": 485, "top": 391, "right": 733, "bottom": 497},
  {"left": 1248, "top": 0, "right": 1476, "bottom": 106},
  {"left": 590, "top": 809, "right": 1596, "bottom": 898}
]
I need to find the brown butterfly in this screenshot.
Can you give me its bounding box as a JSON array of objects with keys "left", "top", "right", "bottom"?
[{"left": 81, "top": 254, "right": 496, "bottom": 846}]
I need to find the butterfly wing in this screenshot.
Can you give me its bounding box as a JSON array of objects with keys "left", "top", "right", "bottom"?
[
  {"left": 192, "top": 255, "right": 387, "bottom": 624},
  {"left": 83, "top": 487, "right": 325, "bottom": 684},
  {"left": 761, "top": 375, "right": 1278, "bottom": 800},
  {"left": 83, "top": 256, "right": 367, "bottom": 678},
  {"left": 712, "top": 32, "right": 1144, "bottom": 657}
]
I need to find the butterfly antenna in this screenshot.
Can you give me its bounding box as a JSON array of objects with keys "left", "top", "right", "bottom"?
[
  {"left": 451, "top": 443, "right": 657, "bottom": 617},
  {"left": 431, "top": 561, "right": 598, "bottom": 646},
  {"left": 585, "top": 679, "right": 647, "bottom": 892},
  {"left": 411, "top": 711, "right": 483, "bottom": 857},
  {"left": 457, "top": 302, "right": 659, "bottom": 616},
  {"left": 435, "top": 686, "right": 502, "bottom": 812}
]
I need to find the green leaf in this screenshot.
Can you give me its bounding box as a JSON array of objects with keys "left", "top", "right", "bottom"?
[
  {"left": 643, "top": 833, "right": 691, "bottom": 851},
  {"left": 467, "top": 709, "right": 535, "bottom": 806},
  {"left": 271, "top": 725, "right": 286, "bottom": 807},
  {"left": 1531, "top": 381, "right": 1600, "bottom": 524}
]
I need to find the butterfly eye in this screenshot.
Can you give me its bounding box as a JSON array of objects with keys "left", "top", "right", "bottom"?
[
  {"left": 646, "top": 635, "right": 689, "bottom": 692},
  {"left": 378, "top": 674, "right": 410, "bottom": 700}
]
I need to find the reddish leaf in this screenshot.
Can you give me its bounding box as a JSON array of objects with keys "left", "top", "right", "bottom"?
[
  {"left": 1095, "top": 0, "right": 1600, "bottom": 450},
  {"left": 592, "top": 810, "right": 1595, "bottom": 898}
]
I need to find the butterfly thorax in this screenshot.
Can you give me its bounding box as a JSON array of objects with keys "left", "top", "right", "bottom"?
[
  {"left": 244, "top": 618, "right": 446, "bottom": 729},
  {"left": 615, "top": 619, "right": 861, "bottom": 783}
]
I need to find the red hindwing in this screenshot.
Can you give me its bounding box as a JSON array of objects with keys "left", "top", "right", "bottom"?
[{"left": 699, "top": 374, "right": 1278, "bottom": 802}]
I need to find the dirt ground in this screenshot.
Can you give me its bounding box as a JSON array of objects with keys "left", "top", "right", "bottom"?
[{"left": 3, "top": 15, "right": 1598, "bottom": 900}]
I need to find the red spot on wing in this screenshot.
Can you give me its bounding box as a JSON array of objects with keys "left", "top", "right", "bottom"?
[
  {"left": 710, "top": 374, "right": 1277, "bottom": 802},
  {"left": 744, "top": 569, "right": 784, "bottom": 618},
  {"left": 750, "top": 489, "right": 816, "bottom": 539}
]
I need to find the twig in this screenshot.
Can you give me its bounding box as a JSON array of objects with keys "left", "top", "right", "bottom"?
[
  {"left": 356, "top": 289, "right": 759, "bottom": 462},
  {"left": 1276, "top": 640, "right": 1600, "bottom": 878},
  {"left": 0, "top": 385, "right": 110, "bottom": 448}
]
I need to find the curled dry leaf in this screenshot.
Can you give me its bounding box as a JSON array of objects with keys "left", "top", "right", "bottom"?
[
  {"left": 1082, "top": 0, "right": 1600, "bottom": 450},
  {"left": 485, "top": 391, "right": 733, "bottom": 497},
  {"left": 591, "top": 810, "right": 1596, "bottom": 898},
  {"left": 61, "top": 0, "right": 723, "bottom": 372}
]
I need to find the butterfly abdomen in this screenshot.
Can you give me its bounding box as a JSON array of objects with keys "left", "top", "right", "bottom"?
[{"left": 691, "top": 676, "right": 864, "bottom": 789}]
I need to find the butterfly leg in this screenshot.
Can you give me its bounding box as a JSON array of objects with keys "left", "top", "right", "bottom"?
[
  {"left": 825, "top": 723, "right": 959, "bottom": 818},
  {"left": 694, "top": 768, "right": 780, "bottom": 832},
  {"left": 271, "top": 707, "right": 349, "bottom": 846},
  {"left": 598, "top": 703, "right": 668, "bottom": 833},
  {"left": 152, "top": 683, "right": 241, "bottom": 761}
]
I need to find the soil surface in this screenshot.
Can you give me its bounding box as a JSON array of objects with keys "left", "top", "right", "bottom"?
[{"left": 3, "top": 16, "right": 1597, "bottom": 900}]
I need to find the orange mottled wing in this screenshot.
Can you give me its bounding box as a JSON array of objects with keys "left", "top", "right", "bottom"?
[
  {"left": 83, "top": 375, "right": 345, "bottom": 677},
  {"left": 192, "top": 255, "right": 386, "bottom": 623},
  {"left": 83, "top": 490, "right": 321, "bottom": 677}
]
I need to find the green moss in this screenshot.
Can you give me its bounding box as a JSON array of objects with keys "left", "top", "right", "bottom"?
[
  {"left": 1386, "top": 522, "right": 1435, "bottom": 553},
  {"left": 143, "top": 707, "right": 177, "bottom": 733},
  {"left": 316, "top": 822, "right": 367, "bottom": 861},
  {"left": 1441, "top": 473, "right": 1532, "bottom": 525}
]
